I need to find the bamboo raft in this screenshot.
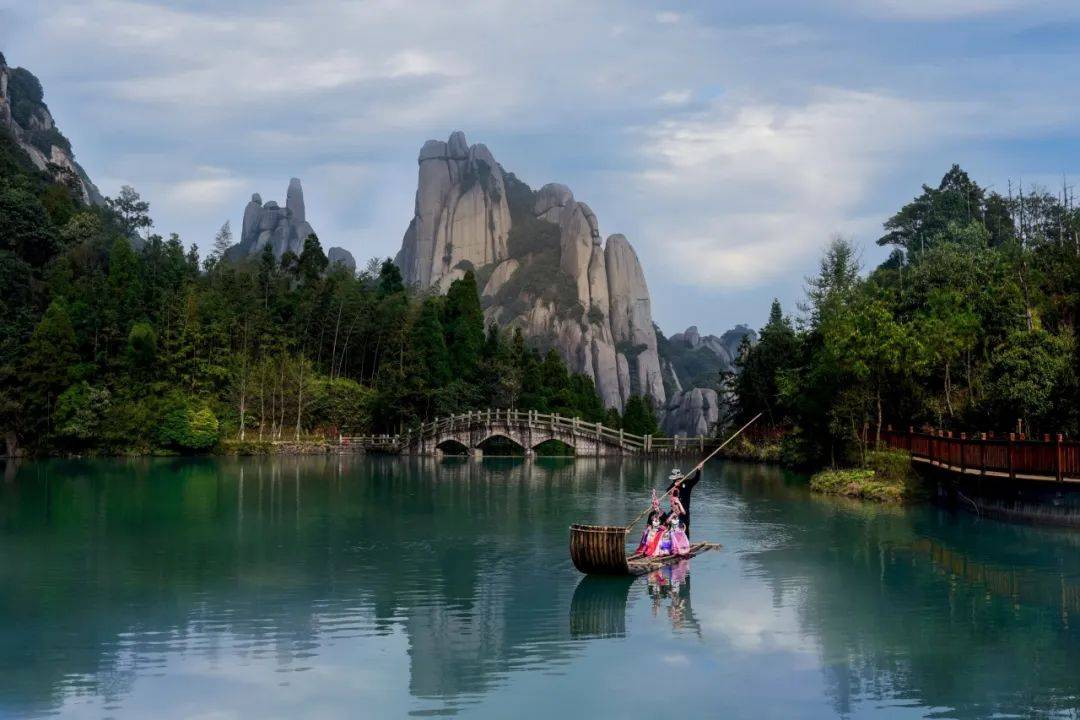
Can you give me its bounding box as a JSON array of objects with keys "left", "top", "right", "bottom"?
[
  {"left": 568, "top": 524, "right": 718, "bottom": 575},
  {"left": 568, "top": 414, "right": 760, "bottom": 576}
]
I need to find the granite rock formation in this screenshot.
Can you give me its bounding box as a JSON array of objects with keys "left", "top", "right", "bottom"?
[
  {"left": 657, "top": 324, "right": 757, "bottom": 436},
  {"left": 667, "top": 324, "right": 756, "bottom": 370},
  {"left": 396, "top": 131, "right": 511, "bottom": 291},
  {"left": 226, "top": 178, "right": 355, "bottom": 271},
  {"left": 228, "top": 179, "right": 315, "bottom": 259},
  {"left": 660, "top": 387, "right": 721, "bottom": 437},
  {"left": 395, "top": 132, "right": 663, "bottom": 411},
  {"left": 327, "top": 246, "right": 356, "bottom": 273},
  {"left": 0, "top": 53, "right": 101, "bottom": 205}
]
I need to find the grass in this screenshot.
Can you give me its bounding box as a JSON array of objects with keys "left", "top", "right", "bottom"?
[
  {"left": 809, "top": 449, "right": 925, "bottom": 504},
  {"left": 722, "top": 435, "right": 782, "bottom": 463}
]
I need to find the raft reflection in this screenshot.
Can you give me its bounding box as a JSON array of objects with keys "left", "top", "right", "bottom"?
[{"left": 569, "top": 561, "right": 700, "bottom": 639}]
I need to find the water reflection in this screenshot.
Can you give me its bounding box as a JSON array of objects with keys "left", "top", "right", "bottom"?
[
  {"left": 569, "top": 575, "right": 635, "bottom": 639},
  {"left": 645, "top": 561, "right": 700, "bottom": 634},
  {"left": 728, "top": 467, "right": 1080, "bottom": 719},
  {"left": 0, "top": 455, "right": 670, "bottom": 717},
  {"left": 3, "top": 456, "right": 1080, "bottom": 718}
]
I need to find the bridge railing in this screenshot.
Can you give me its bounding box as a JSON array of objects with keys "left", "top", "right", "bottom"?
[
  {"left": 342, "top": 408, "right": 721, "bottom": 453},
  {"left": 881, "top": 427, "right": 1078, "bottom": 483}
]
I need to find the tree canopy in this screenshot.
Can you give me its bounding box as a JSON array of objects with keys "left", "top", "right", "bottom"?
[
  {"left": 0, "top": 139, "right": 621, "bottom": 454},
  {"left": 733, "top": 166, "right": 1080, "bottom": 466}
]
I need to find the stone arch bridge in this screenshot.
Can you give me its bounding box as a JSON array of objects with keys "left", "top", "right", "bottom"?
[{"left": 343, "top": 409, "right": 715, "bottom": 457}]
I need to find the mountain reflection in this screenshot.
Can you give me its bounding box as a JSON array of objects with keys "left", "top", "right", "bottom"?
[
  {"left": 0, "top": 455, "right": 661, "bottom": 717},
  {"left": 6, "top": 456, "right": 1080, "bottom": 718}
]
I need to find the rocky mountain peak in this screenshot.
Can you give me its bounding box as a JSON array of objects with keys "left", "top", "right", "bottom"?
[
  {"left": 396, "top": 131, "right": 512, "bottom": 290},
  {"left": 0, "top": 54, "right": 102, "bottom": 205},
  {"left": 395, "top": 132, "right": 663, "bottom": 411},
  {"left": 286, "top": 177, "right": 305, "bottom": 223},
  {"left": 225, "top": 178, "right": 355, "bottom": 272}
]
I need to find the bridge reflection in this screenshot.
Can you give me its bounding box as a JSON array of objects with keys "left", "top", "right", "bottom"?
[{"left": 0, "top": 454, "right": 677, "bottom": 716}]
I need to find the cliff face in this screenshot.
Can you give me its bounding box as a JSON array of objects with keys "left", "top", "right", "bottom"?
[
  {"left": 657, "top": 324, "right": 757, "bottom": 436},
  {"left": 661, "top": 387, "right": 721, "bottom": 437},
  {"left": 667, "top": 324, "right": 755, "bottom": 372},
  {"left": 226, "top": 177, "right": 355, "bottom": 270},
  {"left": 395, "top": 132, "right": 663, "bottom": 412},
  {"left": 395, "top": 131, "right": 511, "bottom": 291},
  {"left": 0, "top": 53, "right": 101, "bottom": 205}
]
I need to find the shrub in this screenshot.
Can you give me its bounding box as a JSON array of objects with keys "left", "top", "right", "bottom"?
[
  {"left": 186, "top": 408, "right": 220, "bottom": 449},
  {"left": 507, "top": 216, "right": 560, "bottom": 257},
  {"left": 309, "top": 377, "right": 375, "bottom": 434},
  {"left": 158, "top": 397, "right": 220, "bottom": 450},
  {"left": 54, "top": 382, "right": 111, "bottom": 442},
  {"left": 810, "top": 450, "right": 923, "bottom": 503},
  {"left": 810, "top": 468, "right": 904, "bottom": 503}
]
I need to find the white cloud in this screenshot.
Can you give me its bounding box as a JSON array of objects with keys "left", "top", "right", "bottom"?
[
  {"left": 631, "top": 89, "right": 965, "bottom": 289},
  {"left": 169, "top": 176, "right": 246, "bottom": 208},
  {"left": 5, "top": 0, "right": 1079, "bottom": 331},
  {"left": 657, "top": 89, "right": 693, "bottom": 106}
]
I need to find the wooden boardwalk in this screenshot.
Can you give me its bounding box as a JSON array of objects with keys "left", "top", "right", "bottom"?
[
  {"left": 882, "top": 427, "right": 1079, "bottom": 484},
  {"left": 342, "top": 409, "right": 717, "bottom": 456}
]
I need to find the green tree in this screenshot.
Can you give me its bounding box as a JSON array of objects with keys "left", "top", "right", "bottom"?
[
  {"left": 211, "top": 220, "right": 232, "bottom": 261},
  {"left": 735, "top": 299, "right": 798, "bottom": 426},
  {"left": 878, "top": 165, "right": 984, "bottom": 257},
  {"left": 54, "top": 382, "right": 111, "bottom": 443},
  {"left": 23, "top": 300, "right": 78, "bottom": 436},
  {"left": 622, "top": 394, "right": 659, "bottom": 436},
  {"left": 297, "top": 233, "right": 328, "bottom": 284},
  {"left": 106, "top": 185, "right": 152, "bottom": 240},
  {"left": 412, "top": 296, "right": 451, "bottom": 387},
  {"left": 159, "top": 397, "right": 220, "bottom": 450},
  {"left": 983, "top": 329, "right": 1074, "bottom": 434},
  {"left": 444, "top": 270, "right": 485, "bottom": 379},
  {"left": 377, "top": 258, "right": 404, "bottom": 296},
  {"left": 127, "top": 321, "right": 157, "bottom": 370}
]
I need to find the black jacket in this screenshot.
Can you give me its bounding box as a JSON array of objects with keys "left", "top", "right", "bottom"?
[{"left": 665, "top": 469, "right": 701, "bottom": 537}]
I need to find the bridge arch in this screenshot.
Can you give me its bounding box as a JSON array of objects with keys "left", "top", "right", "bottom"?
[
  {"left": 477, "top": 433, "right": 526, "bottom": 456},
  {"left": 435, "top": 438, "right": 469, "bottom": 455},
  {"left": 532, "top": 439, "right": 576, "bottom": 456}
]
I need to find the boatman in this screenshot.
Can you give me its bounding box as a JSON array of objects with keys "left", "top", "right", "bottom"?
[{"left": 665, "top": 467, "right": 701, "bottom": 537}]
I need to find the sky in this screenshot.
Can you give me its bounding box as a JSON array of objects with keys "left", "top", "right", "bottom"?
[{"left": 2, "top": 0, "right": 1078, "bottom": 335}]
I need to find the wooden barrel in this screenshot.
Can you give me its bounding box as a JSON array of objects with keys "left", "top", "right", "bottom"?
[{"left": 569, "top": 523, "right": 630, "bottom": 575}]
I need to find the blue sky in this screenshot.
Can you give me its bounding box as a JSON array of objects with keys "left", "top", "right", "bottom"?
[{"left": 2, "top": 0, "right": 1078, "bottom": 335}]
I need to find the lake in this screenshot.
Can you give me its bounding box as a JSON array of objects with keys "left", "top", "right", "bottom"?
[{"left": 2, "top": 455, "right": 1080, "bottom": 718}]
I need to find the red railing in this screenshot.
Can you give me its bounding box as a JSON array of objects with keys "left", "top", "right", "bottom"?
[{"left": 881, "top": 427, "right": 1079, "bottom": 483}]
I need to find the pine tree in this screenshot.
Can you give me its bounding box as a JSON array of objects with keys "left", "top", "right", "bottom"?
[
  {"left": 106, "top": 185, "right": 152, "bottom": 240},
  {"left": 412, "top": 297, "right": 450, "bottom": 386},
  {"left": 23, "top": 299, "right": 77, "bottom": 435},
  {"left": 377, "top": 258, "right": 404, "bottom": 296},
  {"left": 444, "top": 270, "right": 485, "bottom": 378},
  {"left": 297, "top": 233, "right": 328, "bottom": 284},
  {"left": 622, "top": 394, "right": 659, "bottom": 436},
  {"left": 211, "top": 221, "right": 232, "bottom": 261}
]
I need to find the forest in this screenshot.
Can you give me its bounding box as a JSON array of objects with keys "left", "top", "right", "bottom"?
[
  {"left": 0, "top": 131, "right": 660, "bottom": 456},
  {"left": 732, "top": 165, "right": 1080, "bottom": 467}
]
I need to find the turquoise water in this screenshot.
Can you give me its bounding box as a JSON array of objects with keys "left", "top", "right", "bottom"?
[{"left": 2, "top": 456, "right": 1080, "bottom": 718}]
